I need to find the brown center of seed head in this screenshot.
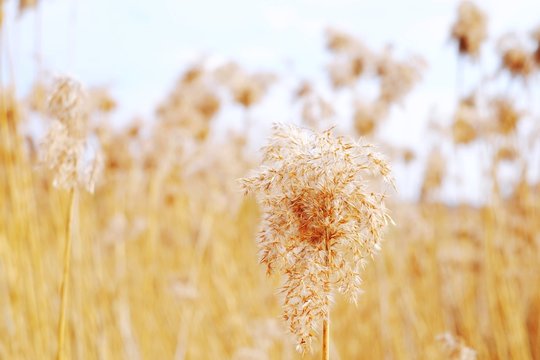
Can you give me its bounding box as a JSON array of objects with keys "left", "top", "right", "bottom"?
[{"left": 291, "top": 189, "right": 335, "bottom": 245}]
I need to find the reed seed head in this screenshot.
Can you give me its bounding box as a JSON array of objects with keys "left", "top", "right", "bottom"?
[
  {"left": 325, "top": 28, "right": 367, "bottom": 56},
  {"left": 500, "top": 45, "right": 535, "bottom": 80},
  {"left": 492, "top": 97, "right": 521, "bottom": 135},
  {"left": 240, "top": 123, "right": 393, "bottom": 353},
  {"left": 18, "top": 0, "right": 37, "bottom": 14},
  {"left": 376, "top": 51, "right": 424, "bottom": 105},
  {"left": 452, "top": 98, "right": 478, "bottom": 144},
  {"left": 451, "top": 1, "right": 487, "bottom": 59},
  {"left": 353, "top": 101, "right": 388, "bottom": 137},
  {"left": 40, "top": 77, "right": 102, "bottom": 192},
  {"left": 420, "top": 149, "right": 445, "bottom": 201}
]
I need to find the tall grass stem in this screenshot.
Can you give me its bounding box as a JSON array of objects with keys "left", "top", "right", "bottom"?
[{"left": 56, "top": 188, "right": 77, "bottom": 360}]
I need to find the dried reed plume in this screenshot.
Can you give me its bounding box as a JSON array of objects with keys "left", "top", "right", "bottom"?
[
  {"left": 240, "top": 124, "right": 393, "bottom": 355},
  {"left": 491, "top": 97, "right": 521, "bottom": 135},
  {"left": 41, "top": 77, "right": 102, "bottom": 192},
  {"left": 326, "top": 28, "right": 366, "bottom": 56},
  {"left": 325, "top": 28, "right": 373, "bottom": 89},
  {"left": 353, "top": 100, "right": 388, "bottom": 137},
  {"left": 214, "top": 62, "right": 275, "bottom": 108},
  {"left": 451, "top": 1, "right": 487, "bottom": 59},
  {"left": 494, "top": 145, "right": 518, "bottom": 163},
  {"left": 156, "top": 69, "right": 221, "bottom": 141},
  {"left": 376, "top": 51, "right": 424, "bottom": 105},
  {"left": 500, "top": 44, "right": 535, "bottom": 80},
  {"left": 496, "top": 35, "right": 536, "bottom": 81},
  {"left": 452, "top": 97, "right": 479, "bottom": 145},
  {"left": 18, "top": 0, "right": 38, "bottom": 14},
  {"left": 88, "top": 86, "right": 117, "bottom": 114},
  {"left": 420, "top": 149, "right": 445, "bottom": 201}
]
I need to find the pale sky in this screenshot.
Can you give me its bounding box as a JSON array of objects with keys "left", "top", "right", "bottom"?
[{"left": 5, "top": 0, "right": 540, "bottom": 203}]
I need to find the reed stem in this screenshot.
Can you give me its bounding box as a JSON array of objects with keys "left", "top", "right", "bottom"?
[
  {"left": 56, "top": 188, "right": 77, "bottom": 360},
  {"left": 322, "top": 318, "right": 330, "bottom": 360},
  {"left": 322, "top": 228, "right": 331, "bottom": 360}
]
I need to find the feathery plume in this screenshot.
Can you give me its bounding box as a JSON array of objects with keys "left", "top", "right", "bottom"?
[
  {"left": 353, "top": 100, "right": 388, "bottom": 137},
  {"left": 420, "top": 149, "right": 445, "bottom": 201},
  {"left": 40, "top": 77, "right": 102, "bottom": 193},
  {"left": 452, "top": 97, "right": 479, "bottom": 145},
  {"left": 451, "top": 1, "right": 487, "bottom": 59},
  {"left": 240, "top": 124, "right": 393, "bottom": 353},
  {"left": 500, "top": 45, "right": 535, "bottom": 80},
  {"left": 491, "top": 97, "right": 521, "bottom": 135},
  {"left": 375, "top": 51, "right": 425, "bottom": 105}
]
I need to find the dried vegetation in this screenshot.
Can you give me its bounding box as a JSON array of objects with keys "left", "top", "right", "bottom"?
[{"left": 1, "top": 1, "right": 540, "bottom": 359}]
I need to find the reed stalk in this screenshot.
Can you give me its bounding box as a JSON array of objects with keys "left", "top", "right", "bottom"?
[{"left": 56, "top": 188, "right": 77, "bottom": 360}]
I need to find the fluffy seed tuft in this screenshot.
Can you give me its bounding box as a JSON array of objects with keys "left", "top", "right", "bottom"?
[
  {"left": 40, "top": 77, "right": 102, "bottom": 192},
  {"left": 240, "top": 123, "right": 393, "bottom": 352}
]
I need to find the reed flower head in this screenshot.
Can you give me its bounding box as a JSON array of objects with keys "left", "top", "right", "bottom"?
[
  {"left": 420, "top": 149, "right": 445, "bottom": 201},
  {"left": 451, "top": 1, "right": 487, "bottom": 59},
  {"left": 375, "top": 51, "right": 425, "bottom": 105},
  {"left": 452, "top": 97, "right": 479, "bottom": 145},
  {"left": 156, "top": 69, "right": 221, "bottom": 141},
  {"left": 325, "top": 28, "right": 366, "bottom": 55},
  {"left": 214, "top": 62, "right": 275, "bottom": 108},
  {"left": 325, "top": 28, "right": 373, "bottom": 89},
  {"left": 497, "top": 35, "right": 535, "bottom": 80},
  {"left": 18, "top": 0, "right": 38, "bottom": 14},
  {"left": 40, "top": 76, "right": 102, "bottom": 192},
  {"left": 353, "top": 100, "right": 388, "bottom": 137},
  {"left": 491, "top": 97, "right": 521, "bottom": 135},
  {"left": 240, "top": 124, "right": 393, "bottom": 353},
  {"left": 500, "top": 45, "right": 535, "bottom": 80}
]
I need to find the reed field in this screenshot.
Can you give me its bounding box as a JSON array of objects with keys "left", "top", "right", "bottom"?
[{"left": 1, "top": 1, "right": 540, "bottom": 359}]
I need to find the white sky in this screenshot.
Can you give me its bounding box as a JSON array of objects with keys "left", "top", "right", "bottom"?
[{"left": 5, "top": 0, "right": 540, "bottom": 203}]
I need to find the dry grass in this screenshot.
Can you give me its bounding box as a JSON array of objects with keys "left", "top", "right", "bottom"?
[
  {"left": 1, "top": 1, "right": 540, "bottom": 359},
  {"left": 2, "top": 137, "right": 539, "bottom": 359}
]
